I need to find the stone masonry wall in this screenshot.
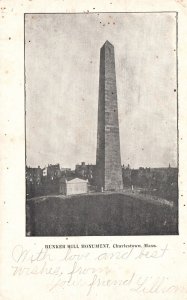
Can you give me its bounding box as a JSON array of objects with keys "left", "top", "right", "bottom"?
[{"left": 96, "top": 41, "right": 123, "bottom": 191}]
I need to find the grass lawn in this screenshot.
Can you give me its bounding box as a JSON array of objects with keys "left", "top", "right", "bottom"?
[{"left": 26, "top": 193, "right": 178, "bottom": 236}]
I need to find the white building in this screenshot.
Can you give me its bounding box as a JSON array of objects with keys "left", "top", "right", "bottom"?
[{"left": 59, "top": 177, "right": 88, "bottom": 195}]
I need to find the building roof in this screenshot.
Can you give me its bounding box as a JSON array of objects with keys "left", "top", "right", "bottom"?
[
  {"left": 59, "top": 177, "right": 88, "bottom": 183},
  {"left": 67, "top": 178, "right": 88, "bottom": 183}
]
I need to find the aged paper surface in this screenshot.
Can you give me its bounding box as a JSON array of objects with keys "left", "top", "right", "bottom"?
[{"left": 1, "top": 0, "right": 187, "bottom": 299}]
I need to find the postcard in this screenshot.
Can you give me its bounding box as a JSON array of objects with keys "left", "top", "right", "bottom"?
[{"left": 1, "top": 0, "right": 187, "bottom": 299}]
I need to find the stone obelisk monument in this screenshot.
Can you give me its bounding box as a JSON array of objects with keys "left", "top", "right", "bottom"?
[{"left": 96, "top": 41, "right": 123, "bottom": 191}]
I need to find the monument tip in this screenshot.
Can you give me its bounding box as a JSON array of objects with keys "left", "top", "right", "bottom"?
[{"left": 102, "top": 40, "right": 114, "bottom": 48}]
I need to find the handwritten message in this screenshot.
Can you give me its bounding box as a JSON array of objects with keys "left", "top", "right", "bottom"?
[{"left": 11, "top": 244, "right": 186, "bottom": 296}]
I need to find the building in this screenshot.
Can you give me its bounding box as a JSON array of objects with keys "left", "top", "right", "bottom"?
[
  {"left": 96, "top": 41, "right": 123, "bottom": 191},
  {"left": 61, "top": 167, "right": 74, "bottom": 178},
  {"left": 75, "top": 162, "right": 96, "bottom": 182},
  {"left": 26, "top": 166, "right": 43, "bottom": 198},
  {"left": 47, "top": 164, "right": 61, "bottom": 181},
  {"left": 26, "top": 166, "right": 43, "bottom": 185},
  {"left": 61, "top": 167, "right": 71, "bottom": 172},
  {"left": 42, "top": 167, "right": 47, "bottom": 177},
  {"left": 59, "top": 177, "right": 88, "bottom": 195}
]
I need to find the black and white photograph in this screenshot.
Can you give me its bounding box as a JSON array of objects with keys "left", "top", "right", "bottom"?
[{"left": 25, "top": 12, "right": 178, "bottom": 236}]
